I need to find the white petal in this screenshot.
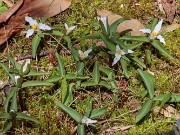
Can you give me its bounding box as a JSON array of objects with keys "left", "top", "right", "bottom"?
[
  {"left": 139, "top": 29, "right": 151, "bottom": 34},
  {"left": 26, "top": 29, "right": 34, "bottom": 38},
  {"left": 23, "top": 59, "right": 30, "bottom": 72},
  {"left": 64, "top": 23, "right": 68, "bottom": 30},
  {"left": 116, "top": 45, "right": 120, "bottom": 51},
  {"left": 101, "top": 16, "right": 107, "bottom": 32},
  {"left": 112, "top": 55, "right": 121, "bottom": 66},
  {"left": 78, "top": 50, "right": 83, "bottom": 55},
  {"left": 127, "top": 49, "right": 134, "bottom": 54},
  {"left": 69, "top": 26, "right": 76, "bottom": 31},
  {"left": 38, "top": 23, "right": 51, "bottom": 30},
  {"left": 25, "top": 16, "right": 37, "bottom": 26},
  {"left": 154, "top": 19, "right": 163, "bottom": 33},
  {"left": 88, "top": 119, "right": 97, "bottom": 124},
  {"left": 84, "top": 49, "right": 92, "bottom": 55},
  {"left": 157, "top": 35, "right": 165, "bottom": 44},
  {"left": 14, "top": 75, "right": 20, "bottom": 84}
]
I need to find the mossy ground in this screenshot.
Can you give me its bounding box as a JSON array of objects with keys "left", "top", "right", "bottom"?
[{"left": 0, "top": 0, "right": 180, "bottom": 134}]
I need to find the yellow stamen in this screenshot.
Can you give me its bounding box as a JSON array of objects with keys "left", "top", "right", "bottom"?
[
  {"left": 31, "top": 24, "right": 38, "bottom": 30},
  {"left": 152, "top": 31, "right": 158, "bottom": 36},
  {"left": 80, "top": 53, "right": 87, "bottom": 59},
  {"left": 85, "top": 118, "right": 89, "bottom": 123},
  {"left": 117, "top": 49, "right": 123, "bottom": 55}
]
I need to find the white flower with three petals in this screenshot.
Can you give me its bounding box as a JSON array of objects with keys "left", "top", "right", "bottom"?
[
  {"left": 78, "top": 49, "right": 92, "bottom": 59},
  {"left": 25, "top": 16, "right": 51, "bottom": 38},
  {"left": 64, "top": 23, "right": 76, "bottom": 35},
  {"left": 97, "top": 16, "right": 108, "bottom": 32},
  {"left": 139, "top": 19, "right": 165, "bottom": 44},
  {"left": 81, "top": 116, "right": 97, "bottom": 126},
  {"left": 112, "top": 45, "right": 134, "bottom": 66}
]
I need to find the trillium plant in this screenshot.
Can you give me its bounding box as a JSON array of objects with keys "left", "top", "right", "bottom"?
[
  {"left": 64, "top": 23, "right": 76, "bottom": 35},
  {"left": 25, "top": 16, "right": 51, "bottom": 38},
  {"left": 139, "top": 19, "right": 165, "bottom": 44},
  {"left": 112, "top": 45, "right": 133, "bottom": 66},
  {"left": 97, "top": 16, "right": 108, "bottom": 32},
  {"left": 78, "top": 49, "right": 92, "bottom": 59},
  {"left": 81, "top": 116, "right": 97, "bottom": 126}
]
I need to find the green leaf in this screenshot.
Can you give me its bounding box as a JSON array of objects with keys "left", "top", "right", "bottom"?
[
  {"left": 64, "top": 83, "right": 74, "bottom": 106},
  {"left": 76, "top": 75, "right": 90, "bottom": 80},
  {"left": 0, "top": 121, "right": 12, "bottom": 134},
  {"left": 159, "top": 94, "right": 171, "bottom": 109},
  {"left": 25, "top": 71, "right": 50, "bottom": 77},
  {"left": 0, "top": 63, "right": 14, "bottom": 81},
  {"left": 90, "top": 106, "right": 107, "bottom": 118},
  {"left": 126, "top": 42, "right": 143, "bottom": 50},
  {"left": 120, "top": 36, "right": 149, "bottom": 42},
  {"left": 61, "top": 78, "right": 68, "bottom": 103},
  {"left": 55, "top": 53, "right": 66, "bottom": 77},
  {"left": 0, "top": 113, "right": 11, "bottom": 119},
  {"left": 16, "top": 113, "right": 40, "bottom": 124},
  {"left": 65, "top": 73, "right": 77, "bottom": 79},
  {"left": 10, "top": 91, "right": 17, "bottom": 112},
  {"left": 7, "top": 57, "right": 21, "bottom": 70},
  {"left": 100, "top": 33, "right": 116, "bottom": 52},
  {"left": 151, "top": 40, "right": 172, "bottom": 58},
  {"left": 77, "top": 124, "right": 85, "bottom": 135},
  {"left": 99, "top": 81, "right": 111, "bottom": 89},
  {"left": 55, "top": 100, "right": 82, "bottom": 123},
  {"left": 81, "top": 81, "right": 97, "bottom": 87},
  {"left": 137, "top": 69, "right": 155, "bottom": 99},
  {"left": 109, "top": 18, "right": 125, "bottom": 36},
  {"left": 135, "top": 99, "right": 153, "bottom": 123},
  {"left": 45, "top": 75, "right": 61, "bottom": 83},
  {"left": 99, "top": 20, "right": 109, "bottom": 36},
  {"left": 77, "top": 62, "right": 84, "bottom": 75},
  {"left": 145, "top": 50, "right": 152, "bottom": 65},
  {"left": 0, "top": 6, "right": 8, "bottom": 14},
  {"left": 99, "top": 67, "right": 115, "bottom": 77},
  {"left": 150, "top": 18, "right": 158, "bottom": 31},
  {"left": 31, "top": 34, "right": 41, "bottom": 58},
  {"left": 5, "top": 87, "right": 17, "bottom": 113},
  {"left": 110, "top": 37, "right": 128, "bottom": 51},
  {"left": 22, "top": 81, "right": 53, "bottom": 88},
  {"left": 120, "top": 58, "right": 130, "bottom": 78},
  {"left": 52, "top": 30, "right": 64, "bottom": 37},
  {"left": 93, "top": 62, "right": 100, "bottom": 84},
  {"left": 63, "top": 36, "right": 79, "bottom": 61},
  {"left": 132, "top": 57, "right": 146, "bottom": 69},
  {"left": 153, "top": 94, "right": 180, "bottom": 102},
  {"left": 75, "top": 33, "right": 100, "bottom": 42}
]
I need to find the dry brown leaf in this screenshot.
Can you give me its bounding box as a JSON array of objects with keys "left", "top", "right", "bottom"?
[
  {"left": 0, "top": 0, "right": 23, "bottom": 23},
  {"left": 153, "top": 104, "right": 180, "bottom": 119},
  {"left": 105, "top": 125, "right": 133, "bottom": 132},
  {"left": 162, "top": 0, "right": 176, "bottom": 23},
  {"left": 0, "top": 0, "right": 72, "bottom": 46},
  {"left": 97, "top": 9, "right": 144, "bottom": 36},
  {"left": 163, "top": 23, "right": 180, "bottom": 32}
]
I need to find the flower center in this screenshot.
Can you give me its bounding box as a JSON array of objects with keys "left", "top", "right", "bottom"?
[
  {"left": 152, "top": 31, "right": 158, "bottom": 37},
  {"left": 80, "top": 53, "right": 87, "bottom": 59},
  {"left": 117, "top": 49, "right": 123, "bottom": 55},
  {"left": 85, "top": 118, "right": 89, "bottom": 123},
  {"left": 31, "top": 24, "right": 38, "bottom": 30}
]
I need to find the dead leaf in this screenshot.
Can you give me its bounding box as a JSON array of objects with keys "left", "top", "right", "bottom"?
[
  {"left": 3, "top": 0, "right": 14, "bottom": 7},
  {"left": 0, "top": 0, "right": 23, "bottom": 23},
  {"left": 162, "top": 0, "right": 176, "bottom": 23},
  {"left": 97, "top": 9, "right": 145, "bottom": 36},
  {"left": 105, "top": 125, "right": 133, "bottom": 132},
  {"left": 163, "top": 23, "right": 180, "bottom": 32},
  {"left": 0, "top": 0, "right": 72, "bottom": 46},
  {"left": 153, "top": 104, "right": 180, "bottom": 119}
]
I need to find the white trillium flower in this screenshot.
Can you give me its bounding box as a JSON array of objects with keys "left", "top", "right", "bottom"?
[
  {"left": 112, "top": 45, "right": 134, "bottom": 66},
  {"left": 22, "top": 59, "right": 30, "bottom": 72},
  {"left": 81, "top": 116, "right": 97, "bottom": 126},
  {"left": 78, "top": 49, "right": 92, "bottom": 59},
  {"left": 14, "top": 75, "right": 20, "bottom": 84},
  {"left": 64, "top": 23, "right": 76, "bottom": 35},
  {"left": 139, "top": 19, "right": 165, "bottom": 44},
  {"left": 97, "top": 16, "right": 108, "bottom": 32},
  {"left": 25, "top": 16, "right": 51, "bottom": 38}
]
